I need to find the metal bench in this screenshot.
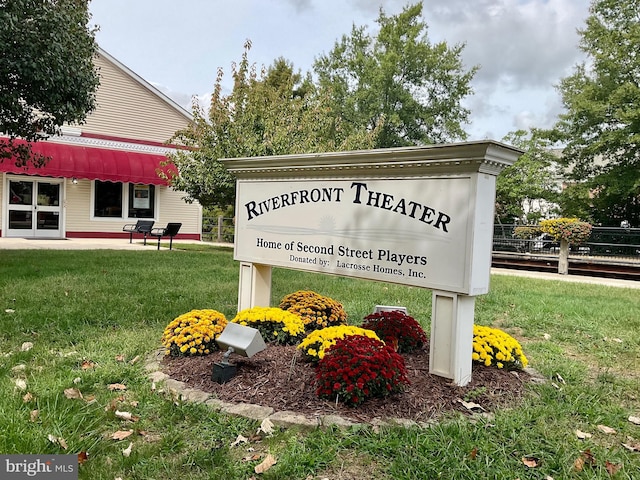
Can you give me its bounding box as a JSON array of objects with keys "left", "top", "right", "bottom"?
[
  {"left": 122, "top": 220, "right": 155, "bottom": 244},
  {"left": 150, "top": 222, "right": 182, "bottom": 250}
]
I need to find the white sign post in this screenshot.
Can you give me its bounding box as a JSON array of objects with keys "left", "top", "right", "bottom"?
[{"left": 221, "top": 141, "right": 521, "bottom": 386}]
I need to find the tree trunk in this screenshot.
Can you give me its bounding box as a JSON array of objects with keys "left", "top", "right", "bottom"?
[{"left": 558, "top": 238, "right": 569, "bottom": 275}]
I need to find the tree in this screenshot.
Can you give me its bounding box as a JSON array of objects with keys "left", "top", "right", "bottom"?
[
  {"left": 551, "top": 0, "right": 640, "bottom": 226},
  {"left": 313, "top": 2, "right": 477, "bottom": 148},
  {"left": 0, "top": 0, "right": 99, "bottom": 167},
  {"left": 165, "top": 42, "right": 379, "bottom": 208},
  {"left": 495, "top": 129, "right": 561, "bottom": 224}
]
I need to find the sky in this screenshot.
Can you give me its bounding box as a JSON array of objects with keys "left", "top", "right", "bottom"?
[{"left": 88, "top": 0, "right": 592, "bottom": 142}]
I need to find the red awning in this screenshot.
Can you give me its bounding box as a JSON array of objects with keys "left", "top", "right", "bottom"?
[{"left": 0, "top": 139, "right": 177, "bottom": 185}]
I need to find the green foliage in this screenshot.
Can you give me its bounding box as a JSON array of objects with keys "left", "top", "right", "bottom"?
[
  {"left": 0, "top": 0, "right": 99, "bottom": 167},
  {"left": 539, "top": 217, "right": 593, "bottom": 244},
  {"left": 164, "top": 41, "right": 378, "bottom": 208},
  {"left": 496, "top": 129, "right": 560, "bottom": 224},
  {"left": 314, "top": 2, "right": 477, "bottom": 148},
  {"left": 551, "top": 0, "right": 640, "bottom": 226}
]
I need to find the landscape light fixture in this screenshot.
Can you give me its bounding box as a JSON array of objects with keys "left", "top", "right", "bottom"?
[
  {"left": 374, "top": 305, "right": 408, "bottom": 315},
  {"left": 212, "top": 322, "right": 266, "bottom": 384}
]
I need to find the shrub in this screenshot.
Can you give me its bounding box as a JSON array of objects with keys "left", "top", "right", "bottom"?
[
  {"left": 279, "top": 290, "right": 347, "bottom": 331},
  {"left": 361, "top": 310, "right": 427, "bottom": 353},
  {"left": 231, "top": 306, "right": 305, "bottom": 345},
  {"left": 297, "top": 325, "right": 380, "bottom": 362},
  {"left": 539, "top": 218, "right": 592, "bottom": 244},
  {"left": 472, "top": 325, "right": 528, "bottom": 370},
  {"left": 513, "top": 225, "right": 542, "bottom": 239},
  {"left": 315, "top": 335, "right": 409, "bottom": 406},
  {"left": 162, "top": 309, "right": 227, "bottom": 356}
]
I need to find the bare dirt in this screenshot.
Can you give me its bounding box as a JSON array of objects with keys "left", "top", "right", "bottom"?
[{"left": 161, "top": 342, "right": 531, "bottom": 424}]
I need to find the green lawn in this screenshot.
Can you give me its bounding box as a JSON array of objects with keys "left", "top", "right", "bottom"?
[{"left": 1, "top": 246, "right": 639, "bottom": 479}]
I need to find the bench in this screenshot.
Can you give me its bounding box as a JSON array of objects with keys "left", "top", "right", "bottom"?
[
  {"left": 122, "top": 220, "right": 155, "bottom": 244},
  {"left": 150, "top": 222, "right": 182, "bottom": 250}
]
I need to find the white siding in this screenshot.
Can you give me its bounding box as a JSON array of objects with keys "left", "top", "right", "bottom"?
[
  {"left": 78, "top": 54, "right": 192, "bottom": 144},
  {"left": 64, "top": 179, "right": 201, "bottom": 236}
]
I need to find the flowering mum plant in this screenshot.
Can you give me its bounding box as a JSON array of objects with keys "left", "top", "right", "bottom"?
[
  {"left": 472, "top": 325, "right": 528, "bottom": 370},
  {"left": 297, "top": 325, "right": 380, "bottom": 362},
  {"left": 162, "top": 309, "right": 227, "bottom": 356},
  {"left": 279, "top": 290, "right": 347, "bottom": 331},
  {"left": 539, "top": 218, "right": 592, "bottom": 244},
  {"left": 361, "top": 310, "right": 427, "bottom": 353},
  {"left": 315, "top": 335, "right": 409, "bottom": 406},
  {"left": 231, "top": 306, "right": 305, "bottom": 345}
]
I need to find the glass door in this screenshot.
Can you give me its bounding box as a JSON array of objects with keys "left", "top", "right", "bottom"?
[{"left": 6, "top": 179, "right": 62, "bottom": 237}]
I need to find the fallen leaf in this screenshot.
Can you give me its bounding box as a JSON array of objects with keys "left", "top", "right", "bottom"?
[
  {"left": 231, "top": 434, "right": 249, "bottom": 447},
  {"left": 14, "top": 379, "right": 27, "bottom": 391},
  {"left": 543, "top": 333, "right": 551, "bottom": 340},
  {"left": 73, "top": 377, "right": 82, "bottom": 384},
  {"left": 111, "top": 430, "right": 134, "bottom": 441},
  {"left": 597, "top": 424, "right": 616, "bottom": 435},
  {"left": 77, "top": 452, "right": 88, "bottom": 464},
  {"left": 622, "top": 441, "right": 640, "bottom": 452},
  {"left": 122, "top": 442, "right": 133, "bottom": 457},
  {"left": 522, "top": 456, "right": 540, "bottom": 468},
  {"left": 257, "top": 418, "right": 275, "bottom": 436},
  {"left": 23, "top": 392, "right": 33, "bottom": 403},
  {"left": 554, "top": 373, "right": 566, "bottom": 384},
  {"left": 115, "top": 354, "right": 125, "bottom": 362},
  {"left": 30, "top": 410, "right": 39, "bottom": 422},
  {"left": 81, "top": 360, "right": 96, "bottom": 370},
  {"left": 576, "top": 430, "right": 592, "bottom": 439},
  {"left": 47, "top": 435, "right": 67, "bottom": 449},
  {"left": 628, "top": 416, "right": 640, "bottom": 425},
  {"left": 115, "top": 410, "right": 133, "bottom": 421},
  {"left": 20, "top": 342, "right": 33, "bottom": 351},
  {"left": 108, "top": 383, "right": 127, "bottom": 391},
  {"left": 459, "top": 399, "right": 486, "bottom": 412},
  {"left": 470, "top": 447, "right": 478, "bottom": 460},
  {"left": 254, "top": 454, "right": 277, "bottom": 474},
  {"left": 574, "top": 456, "right": 584, "bottom": 472},
  {"left": 605, "top": 460, "right": 621, "bottom": 475},
  {"left": 64, "top": 388, "right": 83, "bottom": 400}
]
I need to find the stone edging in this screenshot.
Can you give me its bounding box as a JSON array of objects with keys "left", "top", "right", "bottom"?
[{"left": 145, "top": 351, "right": 545, "bottom": 430}]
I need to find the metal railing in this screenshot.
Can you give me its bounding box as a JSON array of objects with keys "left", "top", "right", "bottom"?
[
  {"left": 201, "top": 216, "right": 235, "bottom": 243},
  {"left": 493, "top": 224, "right": 640, "bottom": 261},
  {"left": 202, "top": 218, "right": 640, "bottom": 262}
]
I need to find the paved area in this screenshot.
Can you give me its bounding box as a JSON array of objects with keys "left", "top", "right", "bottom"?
[
  {"left": 0, "top": 237, "right": 227, "bottom": 251},
  {"left": 0, "top": 237, "right": 637, "bottom": 289}
]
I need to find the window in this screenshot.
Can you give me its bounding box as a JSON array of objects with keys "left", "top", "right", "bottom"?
[{"left": 93, "top": 181, "right": 155, "bottom": 219}]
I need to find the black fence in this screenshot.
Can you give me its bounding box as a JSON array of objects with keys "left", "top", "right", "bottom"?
[
  {"left": 493, "top": 224, "right": 640, "bottom": 261},
  {"left": 203, "top": 218, "right": 640, "bottom": 262}
]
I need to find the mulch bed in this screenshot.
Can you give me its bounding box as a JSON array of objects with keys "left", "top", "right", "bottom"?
[{"left": 161, "top": 341, "right": 530, "bottom": 424}]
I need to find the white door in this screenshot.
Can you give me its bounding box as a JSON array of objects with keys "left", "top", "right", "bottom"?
[{"left": 6, "top": 178, "right": 63, "bottom": 238}]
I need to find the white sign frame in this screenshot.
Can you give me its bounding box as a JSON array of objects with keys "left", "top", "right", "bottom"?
[{"left": 222, "top": 141, "right": 521, "bottom": 385}]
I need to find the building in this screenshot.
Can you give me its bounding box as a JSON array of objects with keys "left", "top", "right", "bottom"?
[{"left": 0, "top": 48, "right": 201, "bottom": 240}]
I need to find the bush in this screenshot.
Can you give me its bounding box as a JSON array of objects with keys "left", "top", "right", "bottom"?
[
  {"left": 279, "top": 290, "right": 347, "bottom": 331},
  {"left": 513, "top": 225, "right": 542, "bottom": 239},
  {"left": 297, "top": 325, "right": 381, "bottom": 362},
  {"left": 539, "top": 218, "right": 592, "bottom": 244},
  {"left": 231, "top": 306, "right": 305, "bottom": 345},
  {"left": 315, "top": 335, "right": 409, "bottom": 406},
  {"left": 162, "top": 309, "right": 228, "bottom": 356},
  {"left": 361, "top": 310, "right": 427, "bottom": 353},
  {"left": 472, "top": 325, "right": 528, "bottom": 370}
]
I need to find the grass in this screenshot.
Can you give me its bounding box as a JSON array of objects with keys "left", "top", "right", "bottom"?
[{"left": 1, "top": 245, "right": 639, "bottom": 479}]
